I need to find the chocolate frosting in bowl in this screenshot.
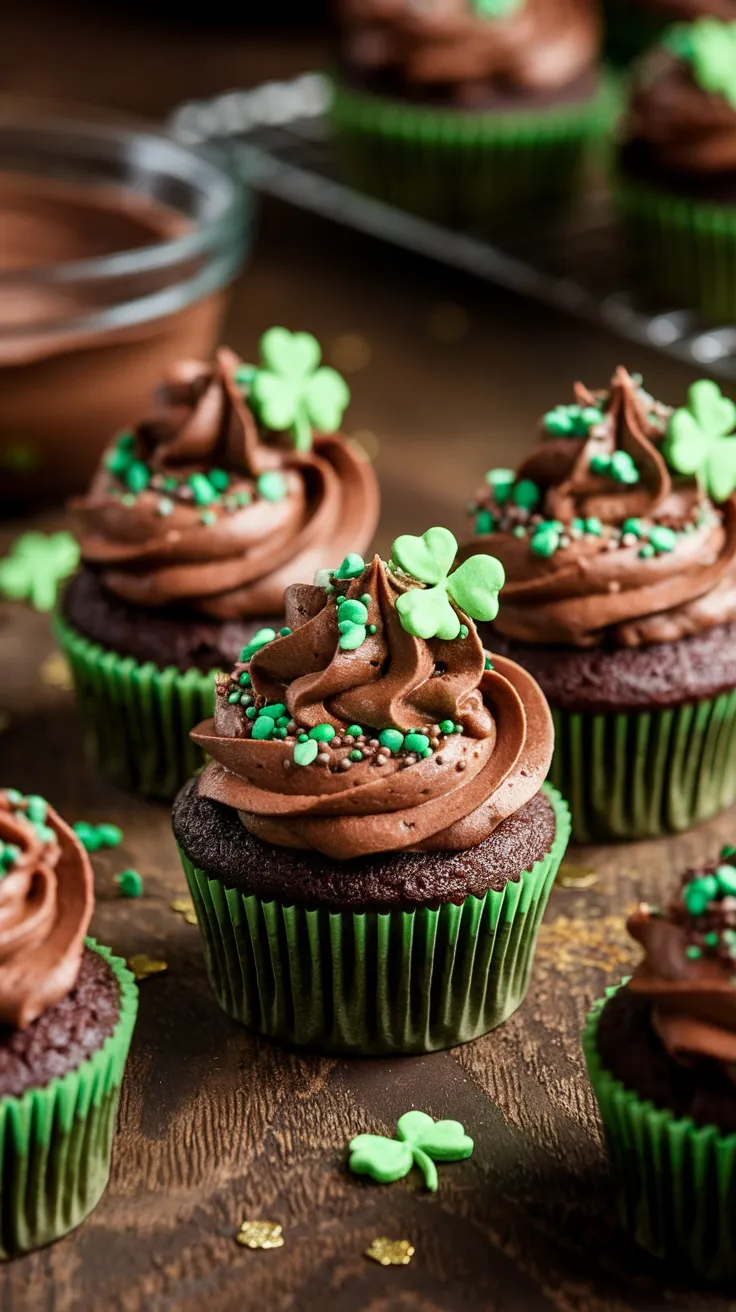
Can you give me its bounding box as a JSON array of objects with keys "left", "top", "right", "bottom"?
[
  {"left": 192, "top": 531, "right": 553, "bottom": 859},
  {"left": 465, "top": 367, "right": 736, "bottom": 648},
  {"left": 71, "top": 342, "right": 379, "bottom": 621},
  {"left": 0, "top": 789, "right": 93, "bottom": 1030},
  {"left": 626, "top": 858, "right": 736, "bottom": 1079},
  {"left": 337, "top": 0, "right": 601, "bottom": 98}
]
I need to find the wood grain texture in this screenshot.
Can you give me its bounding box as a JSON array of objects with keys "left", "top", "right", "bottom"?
[{"left": 3, "top": 4, "right": 736, "bottom": 1307}]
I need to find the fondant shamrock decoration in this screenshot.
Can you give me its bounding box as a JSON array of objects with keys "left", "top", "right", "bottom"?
[
  {"left": 392, "top": 527, "right": 505, "bottom": 640},
  {"left": 349, "top": 1110, "right": 474, "bottom": 1193},
  {"left": 662, "top": 379, "right": 736, "bottom": 502},
  {"left": 250, "top": 327, "right": 350, "bottom": 453},
  {"left": 686, "top": 18, "right": 736, "bottom": 109},
  {"left": 0, "top": 531, "right": 80, "bottom": 612},
  {"left": 470, "top": 0, "right": 523, "bottom": 16}
]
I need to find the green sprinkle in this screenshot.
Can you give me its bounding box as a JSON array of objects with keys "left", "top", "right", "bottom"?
[
  {"left": 228, "top": 691, "right": 241, "bottom": 704},
  {"left": 157, "top": 497, "right": 175, "bottom": 517},
  {"left": 239, "top": 628, "right": 277, "bottom": 661},
  {"left": 257, "top": 471, "right": 288, "bottom": 502},
  {"left": 116, "top": 869, "right": 143, "bottom": 898},
  {"left": 639, "top": 544, "right": 655, "bottom": 559},
  {"left": 512, "top": 526, "right": 527, "bottom": 539},
  {"left": 234, "top": 363, "right": 256, "bottom": 388},
  {"left": 334, "top": 553, "right": 365, "bottom": 580},
  {"left": 475, "top": 510, "right": 494, "bottom": 535},
  {"left": 26, "top": 795, "right": 47, "bottom": 825},
  {"left": 716, "top": 864, "right": 736, "bottom": 896},
  {"left": 622, "top": 518, "right": 644, "bottom": 538},
  {"left": 484, "top": 657, "right": 493, "bottom": 670},
  {"left": 73, "top": 821, "right": 100, "bottom": 852},
  {"left": 121, "top": 494, "right": 136, "bottom": 506},
  {"left": 276, "top": 716, "right": 290, "bottom": 728},
  {"left": 367, "top": 624, "right": 377, "bottom": 634},
  {"left": 705, "top": 931, "right": 720, "bottom": 947},
  {"left": 298, "top": 733, "right": 309, "bottom": 743},
  {"left": 721, "top": 844, "right": 736, "bottom": 861},
  {"left": 359, "top": 595, "right": 372, "bottom": 606},
  {"left": 309, "top": 724, "right": 336, "bottom": 742},
  {"left": 649, "top": 526, "right": 677, "bottom": 553},
  {"left": 239, "top": 672, "right": 252, "bottom": 687},
  {"left": 96, "top": 824, "right": 123, "bottom": 847},
  {"left": 294, "top": 739, "right": 319, "bottom": 766},
  {"left": 439, "top": 720, "right": 455, "bottom": 734},
  {"left": 378, "top": 729, "right": 404, "bottom": 754},
  {"left": 274, "top": 727, "right": 287, "bottom": 738},
  {"left": 162, "top": 476, "right": 179, "bottom": 492},
  {"left": 208, "top": 469, "right": 230, "bottom": 492},
  {"left": 585, "top": 517, "right": 603, "bottom": 536},
  {"left": 279, "top": 627, "right": 292, "bottom": 636},
  {"left": 240, "top": 694, "right": 253, "bottom": 707},
  {"left": 454, "top": 724, "right": 464, "bottom": 733},
  {"left": 459, "top": 624, "right": 469, "bottom": 639},
  {"left": 340, "top": 599, "right": 368, "bottom": 624},
  {"left": 511, "top": 479, "right": 540, "bottom": 511},
  {"left": 421, "top": 748, "right": 433, "bottom": 758},
  {"left": 686, "top": 945, "right": 702, "bottom": 960},
  {"left": 261, "top": 703, "right": 286, "bottom": 720},
  {"left": 251, "top": 716, "right": 275, "bottom": 740},
  {"left": 189, "top": 473, "right": 217, "bottom": 506},
  {"left": 349, "top": 750, "right": 363, "bottom": 762},
  {"left": 200, "top": 510, "right": 217, "bottom": 526},
  {"left": 338, "top": 621, "right": 367, "bottom": 650},
  {"left": 346, "top": 726, "right": 363, "bottom": 737},
  {"left": 404, "top": 732, "right": 430, "bottom": 754},
  {"left": 125, "top": 460, "right": 150, "bottom": 494},
  {"left": 246, "top": 707, "right": 258, "bottom": 719},
  {"left": 530, "top": 524, "right": 561, "bottom": 558},
  {"left": 484, "top": 468, "right": 515, "bottom": 504},
  {"left": 236, "top": 491, "right": 252, "bottom": 507}
]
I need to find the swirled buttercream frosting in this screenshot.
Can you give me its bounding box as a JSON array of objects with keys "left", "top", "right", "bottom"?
[
  {"left": 626, "top": 851, "right": 736, "bottom": 1080},
  {"left": 191, "top": 527, "right": 554, "bottom": 859},
  {"left": 71, "top": 330, "right": 379, "bottom": 620},
  {"left": 465, "top": 367, "right": 736, "bottom": 648},
  {"left": 337, "top": 0, "right": 600, "bottom": 100},
  {"left": 0, "top": 789, "right": 93, "bottom": 1029}
]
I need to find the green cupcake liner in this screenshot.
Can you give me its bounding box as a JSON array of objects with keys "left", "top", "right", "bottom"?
[
  {"left": 0, "top": 939, "right": 138, "bottom": 1260},
  {"left": 329, "top": 76, "right": 615, "bottom": 226},
  {"left": 549, "top": 688, "right": 736, "bottom": 843},
  {"left": 583, "top": 985, "right": 736, "bottom": 1283},
  {"left": 177, "top": 783, "right": 570, "bottom": 1056},
  {"left": 54, "top": 612, "right": 215, "bottom": 802},
  {"left": 616, "top": 177, "right": 736, "bottom": 322}
]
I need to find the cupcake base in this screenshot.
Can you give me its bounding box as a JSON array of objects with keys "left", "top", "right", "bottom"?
[
  {"left": 173, "top": 780, "right": 570, "bottom": 1055},
  {"left": 584, "top": 985, "right": 736, "bottom": 1284},
  {"left": 0, "top": 940, "right": 137, "bottom": 1260}
]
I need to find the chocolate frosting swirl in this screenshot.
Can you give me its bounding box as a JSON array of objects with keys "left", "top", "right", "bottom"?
[
  {"left": 627, "top": 862, "right": 736, "bottom": 1079},
  {"left": 337, "top": 0, "right": 600, "bottom": 98},
  {"left": 622, "top": 26, "right": 736, "bottom": 179},
  {"left": 466, "top": 368, "right": 736, "bottom": 648},
  {"left": 71, "top": 348, "right": 379, "bottom": 620},
  {"left": 0, "top": 791, "right": 93, "bottom": 1030},
  {"left": 192, "top": 555, "right": 553, "bottom": 859}
]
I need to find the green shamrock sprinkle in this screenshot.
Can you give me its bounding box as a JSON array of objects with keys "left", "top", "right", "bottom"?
[
  {"left": 379, "top": 729, "right": 404, "bottom": 753},
  {"left": 0, "top": 532, "right": 80, "bottom": 612},
  {"left": 257, "top": 471, "right": 288, "bottom": 503},
  {"left": 392, "top": 527, "right": 505, "bottom": 641},
  {"left": 294, "top": 739, "right": 319, "bottom": 766},
  {"left": 250, "top": 327, "right": 350, "bottom": 453},
  {"left": 239, "top": 628, "right": 277, "bottom": 662},
  {"left": 334, "top": 553, "right": 365, "bottom": 580},
  {"left": 348, "top": 1110, "right": 474, "bottom": 1192},
  {"left": 484, "top": 468, "right": 515, "bottom": 504},
  {"left": 663, "top": 379, "right": 736, "bottom": 502},
  {"left": 511, "top": 479, "right": 540, "bottom": 511},
  {"left": 115, "top": 869, "right": 143, "bottom": 898}
]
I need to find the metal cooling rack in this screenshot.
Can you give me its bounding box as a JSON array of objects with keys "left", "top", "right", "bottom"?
[{"left": 170, "top": 72, "right": 736, "bottom": 381}]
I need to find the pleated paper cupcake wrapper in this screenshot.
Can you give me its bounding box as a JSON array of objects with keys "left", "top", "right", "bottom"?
[
  {"left": 616, "top": 178, "right": 736, "bottom": 323},
  {"left": 177, "top": 783, "right": 570, "bottom": 1056},
  {"left": 54, "top": 613, "right": 215, "bottom": 802},
  {"left": 0, "top": 939, "right": 138, "bottom": 1260},
  {"left": 548, "top": 687, "right": 736, "bottom": 844},
  {"left": 329, "top": 78, "right": 615, "bottom": 227},
  {"left": 584, "top": 987, "right": 736, "bottom": 1284}
]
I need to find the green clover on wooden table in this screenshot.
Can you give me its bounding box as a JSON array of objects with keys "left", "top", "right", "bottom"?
[
  {"left": 250, "top": 327, "right": 350, "bottom": 453},
  {"left": 685, "top": 18, "right": 736, "bottom": 109},
  {"left": 349, "top": 1111, "right": 474, "bottom": 1192},
  {"left": 0, "top": 532, "right": 80, "bottom": 612},
  {"left": 391, "top": 527, "right": 505, "bottom": 641},
  {"left": 662, "top": 379, "right": 736, "bottom": 502}
]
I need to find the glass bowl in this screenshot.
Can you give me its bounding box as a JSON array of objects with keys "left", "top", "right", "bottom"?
[{"left": 0, "top": 106, "right": 250, "bottom": 507}]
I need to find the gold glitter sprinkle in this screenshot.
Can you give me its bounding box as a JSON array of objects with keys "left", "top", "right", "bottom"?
[
  {"left": 236, "top": 1220, "right": 284, "bottom": 1250},
  {"left": 428, "top": 302, "right": 469, "bottom": 343},
  {"left": 39, "top": 652, "right": 73, "bottom": 690},
  {"left": 171, "top": 897, "right": 195, "bottom": 915},
  {"left": 127, "top": 954, "right": 168, "bottom": 981},
  {"left": 556, "top": 864, "right": 599, "bottom": 890},
  {"left": 536, "top": 914, "right": 637, "bottom": 976},
  {"left": 347, "top": 430, "right": 380, "bottom": 462},
  {"left": 184, "top": 910, "right": 198, "bottom": 925},
  {"left": 366, "top": 1237, "right": 415, "bottom": 1267},
  {"left": 330, "top": 332, "right": 372, "bottom": 374}
]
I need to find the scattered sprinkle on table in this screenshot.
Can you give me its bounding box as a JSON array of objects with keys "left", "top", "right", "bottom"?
[
  {"left": 171, "top": 897, "right": 197, "bottom": 924},
  {"left": 73, "top": 821, "right": 124, "bottom": 851},
  {"left": 127, "top": 954, "right": 167, "bottom": 981},
  {"left": 556, "top": 864, "right": 599, "bottom": 890},
  {"left": 365, "top": 1238, "right": 415, "bottom": 1267},
  {"left": 116, "top": 869, "right": 143, "bottom": 898},
  {"left": 236, "top": 1220, "right": 284, "bottom": 1250},
  {"left": 38, "top": 652, "right": 73, "bottom": 690}
]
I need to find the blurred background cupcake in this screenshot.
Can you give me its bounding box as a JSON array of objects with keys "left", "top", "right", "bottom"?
[
  {"left": 329, "top": 0, "right": 611, "bottom": 227},
  {"left": 617, "top": 16, "right": 736, "bottom": 321},
  {"left": 584, "top": 856, "right": 736, "bottom": 1281},
  {"left": 603, "top": 0, "right": 736, "bottom": 64},
  {"left": 174, "top": 527, "right": 569, "bottom": 1054},
  {"left": 56, "top": 329, "right": 379, "bottom": 801},
  {"left": 464, "top": 367, "right": 736, "bottom": 842}
]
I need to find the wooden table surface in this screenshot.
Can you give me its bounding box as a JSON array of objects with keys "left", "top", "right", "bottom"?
[{"left": 2, "top": 5, "right": 734, "bottom": 1309}]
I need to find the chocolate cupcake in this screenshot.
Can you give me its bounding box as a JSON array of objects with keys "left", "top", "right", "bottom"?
[
  {"left": 603, "top": 0, "right": 735, "bottom": 64},
  {"left": 330, "top": 0, "right": 610, "bottom": 227},
  {"left": 464, "top": 367, "right": 736, "bottom": 842},
  {"left": 173, "top": 526, "right": 570, "bottom": 1055},
  {"left": 0, "top": 788, "right": 137, "bottom": 1258},
  {"left": 617, "top": 17, "right": 736, "bottom": 320},
  {"left": 584, "top": 855, "right": 736, "bottom": 1280},
  {"left": 56, "top": 328, "right": 379, "bottom": 800}
]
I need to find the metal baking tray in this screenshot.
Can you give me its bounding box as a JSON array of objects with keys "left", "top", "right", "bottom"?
[{"left": 169, "top": 71, "right": 736, "bottom": 382}]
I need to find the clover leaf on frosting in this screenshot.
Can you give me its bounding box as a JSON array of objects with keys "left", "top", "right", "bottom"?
[
  {"left": 392, "top": 527, "right": 505, "bottom": 641},
  {"left": 349, "top": 1110, "right": 474, "bottom": 1193},
  {"left": 662, "top": 379, "right": 736, "bottom": 502},
  {"left": 249, "top": 327, "right": 350, "bottom": 453}
]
